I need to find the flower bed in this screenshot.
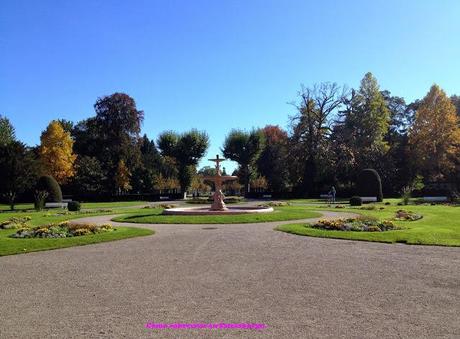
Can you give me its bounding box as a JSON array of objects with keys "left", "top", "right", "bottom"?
[
  {"left": 0, "top": 216, "right": 32, "bottom": 229},
  {"left": 394, "top": 209, "right": 423, "bottom": 221},
  {"left": 10, "top": 221, "right": 114, "bottom": 238},
  {"left": 309, "top": 216, "right": 398, "bottom": 232}
]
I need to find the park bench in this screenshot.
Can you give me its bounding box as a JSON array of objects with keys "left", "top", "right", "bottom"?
[
  {"left": 45, "top": 202, "right": 68, "bottom": 208},
  {"left": 360, "top": 197, "right": 377, "bottom": 203},
  {"left": 159, "top": 196, "right": 170, "bottom": 200},
  {"left": 262, "top": 194, "right": 272, "bottom": 198},
  {"left": 423, "top": 196, "right": 448, "bottom": 202}
]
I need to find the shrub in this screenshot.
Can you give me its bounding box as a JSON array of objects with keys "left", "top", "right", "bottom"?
[
  {"left": 356, "top": 169, "right": 383, "bottom": 202},
  {"left": 34, "top": 190, "right": 48, "bottom": 211},
  {"left": 350, "top": 196, "right": 362, "bottom": 206},
  {"left": 67, "top": 201, "right": 81, "bottom": 211},
  {"left": 37, "top": 175, "right": 62, "bottom": 203}
]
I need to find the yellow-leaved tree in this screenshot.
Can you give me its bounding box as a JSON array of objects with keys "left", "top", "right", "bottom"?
[
  {"left": 115, "top": 159, "right": 132, "bottom": 194},
  {"left": 39, "top": 120, "right": 77, "bottom": 184},
  {"left": 408, "top": 84, "right": 460, "bottom": 180}
]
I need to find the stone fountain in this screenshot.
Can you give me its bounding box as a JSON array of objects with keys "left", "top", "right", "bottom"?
[
  {"left": 204, "top": 155, "right": 238, "bottom": 211},
  {"left": 162, "top": 155, "right": 274, "bottom": 215}
]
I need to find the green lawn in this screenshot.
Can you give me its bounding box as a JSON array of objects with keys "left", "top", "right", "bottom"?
[
  {"left": 0, "top": 200, "right": 149, "bottom": 211},
  {"left": 0, "top": 204, "right": 153, "bottom": 256},
  {"left": 277, "top": 200, "right": 460, "bottom": 246},
  {"left": 113, "top": 206, "right": 321, "bottom": 224}
]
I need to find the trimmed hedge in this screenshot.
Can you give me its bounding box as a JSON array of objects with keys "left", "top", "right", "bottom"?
[
  {"left": 37, "top": 176, "right": 62, "bottom": 203},
  {"left": 356, "top": 169, "right": 383, "bottom": 202},
  {"left": 67, "top": 201, "right": 81, "bottom": 211},
  {"left": 350, "top": 196, "right": 362, "bottom": 206}
]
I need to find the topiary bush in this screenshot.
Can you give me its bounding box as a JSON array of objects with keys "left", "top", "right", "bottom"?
[
  {"left": 37, "top": 175, "right": 62, "bottom": 203},
  {"left": 356, "top": 169, "right": 383, "bottom": 202},
  {"left": 350, "top": 196, "right": 362, "bottom": 206},
  {"left": 67, "top": 201, "right": 81, "bottom": 211}
]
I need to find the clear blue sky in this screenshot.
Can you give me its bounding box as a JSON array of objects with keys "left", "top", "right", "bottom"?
[{"left": 1, "top": 0, "right": 459, "bottom": 171}]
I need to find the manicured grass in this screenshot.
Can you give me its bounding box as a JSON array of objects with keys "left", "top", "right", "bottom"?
[
  {"left": 0, "top": 201, "right": 149, "bottom": 211},
  {"left": 113, "top": 206, "right": 321, "bottom": 224},
  {"left": 81, "top": 201, "right": 149, "bottom": 209},
  {"left": 277, "top": 201, "right": 460, "bottom": 246},
  {"left": 0, "top": 204, "right": 154, "bottom": 256}
]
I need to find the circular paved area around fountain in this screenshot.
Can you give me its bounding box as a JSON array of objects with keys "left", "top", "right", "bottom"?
[{"left": 1, "top": 211, "right": 459, "bottom": 338}]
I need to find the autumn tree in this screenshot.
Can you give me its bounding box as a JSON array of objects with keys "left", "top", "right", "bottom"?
[
  {"left": 115, "top": 159, "right": 132, "bottom": 194},
  {"left": 39, "top": 120, "right": 77, "bottom": 184},
  {"left": 222, "top": 129, "right": 265, "bottom": 195},
  {"left": 408, "top": 85, "right": 460, "bottom": 180},
  {"left": 157, "top": 129, "right": 209, "bottom": 198},
  {"left": 0, "top": 115, "right": 15, "bottom": 146}
]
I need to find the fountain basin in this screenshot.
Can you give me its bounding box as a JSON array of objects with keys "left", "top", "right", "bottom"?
[{"left": 162, "top": 206, "right": 274, "bottom": 215}]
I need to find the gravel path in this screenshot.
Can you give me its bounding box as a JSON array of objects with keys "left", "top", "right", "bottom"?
[{"left": 1, "top": 211, "right": 459, "bottom": 338}]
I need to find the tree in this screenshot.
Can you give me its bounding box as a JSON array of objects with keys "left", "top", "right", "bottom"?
[
  {"left": 115, "top": 159, "right": 132, "bottom": 194},
  {"left": 222, "top": 129, "right": 265, "bottom": 195},
  {"left": 451, "top": 95, "right": 460, "bottom": 118},
  {"left": 157, "top": 129, "right": 209, "bottom": 197},
  {"left": 408, "top": 85, "right": 460, "bottom": 180},
  {"left": 72, "top": 156, "right": 107, "bottom": 194},
  {"left": 0, "top": 141, "right": 38, "bottom": 210},
  {"left": 131, "top": 135, "right": 162, "bottom": 193},
  {"left": 257, "top": 125, "right": 290, "bottom": 192},
  {"left": 0, "top": 115, "right": 15, "bottom": 146},
  {"left": 341, "top": 73, "right": 391, "bottom": 169},
  {"left": 289, "top": 83, "right": 345, "bottom": 195},
  {"left": 39, "top": 120, "right": 77, "bottom": 184},
  {"left": 73, "top": 93, "right": 144, "bottom": 193}
]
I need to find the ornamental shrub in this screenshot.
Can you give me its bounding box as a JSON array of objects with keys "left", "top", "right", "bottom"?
[
  {"left": 350, "top": 196, "right": 362, "bottom": 206},
  {"left": 67, "top": 201, "right": 81, "bottom": 211},
  {"left": 37, "top": 175, "right": 62, "bottom": 203},
  {"left": 356, "top": 169, "right": 383, "bottom": 202}
]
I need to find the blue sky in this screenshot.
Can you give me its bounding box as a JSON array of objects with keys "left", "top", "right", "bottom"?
[{"left": 1, "top": 0, "right": 459, "bottom": 171}]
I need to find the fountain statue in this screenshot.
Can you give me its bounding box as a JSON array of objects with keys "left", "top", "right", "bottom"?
[
  {"left": 162, "top": 154, "right": 273, "bottom": 215},
  {"left": 204, "top": 155, "right": 238, "bottom": 211}
]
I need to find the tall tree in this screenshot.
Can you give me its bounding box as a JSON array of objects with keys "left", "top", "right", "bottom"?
[
  {"left": 408, "top": 85, "right": 460, "bottom": 180},
  {"left": 73, "top": 93, "right": 144, "bottom": 193},
  {"left": 222, "top": 129, "right": 265, "bottom": 195},
  {"left": 0, "top": 141, "right": 38, "bottom": 210},
  {"left": 131, "top": 135, "right": 162, "bottom": 193},
  {"left": 257, "top": 125, "right": 290, "bottom": 192},
  {"left": 157, "top": 129, "right": 209, "bottom": 197},
  {"left": 39, "top": 120, "right": 77, "bottom": 184},
  {"left": 289, "top": 83, "right": 345, "bottom": 195},
  {"left": 451, "top": 95, "right": 460, "bottom": 118},
  {"left": 341, "top": 72, "right": 391, "bottom": 169},
  {"left": 0, "top": 115, "right": 15, "bottom": 146}
]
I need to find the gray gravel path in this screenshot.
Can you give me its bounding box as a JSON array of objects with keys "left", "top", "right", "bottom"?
[{"left": 1, "top": 211, "right": 459, "bottom": 338}]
